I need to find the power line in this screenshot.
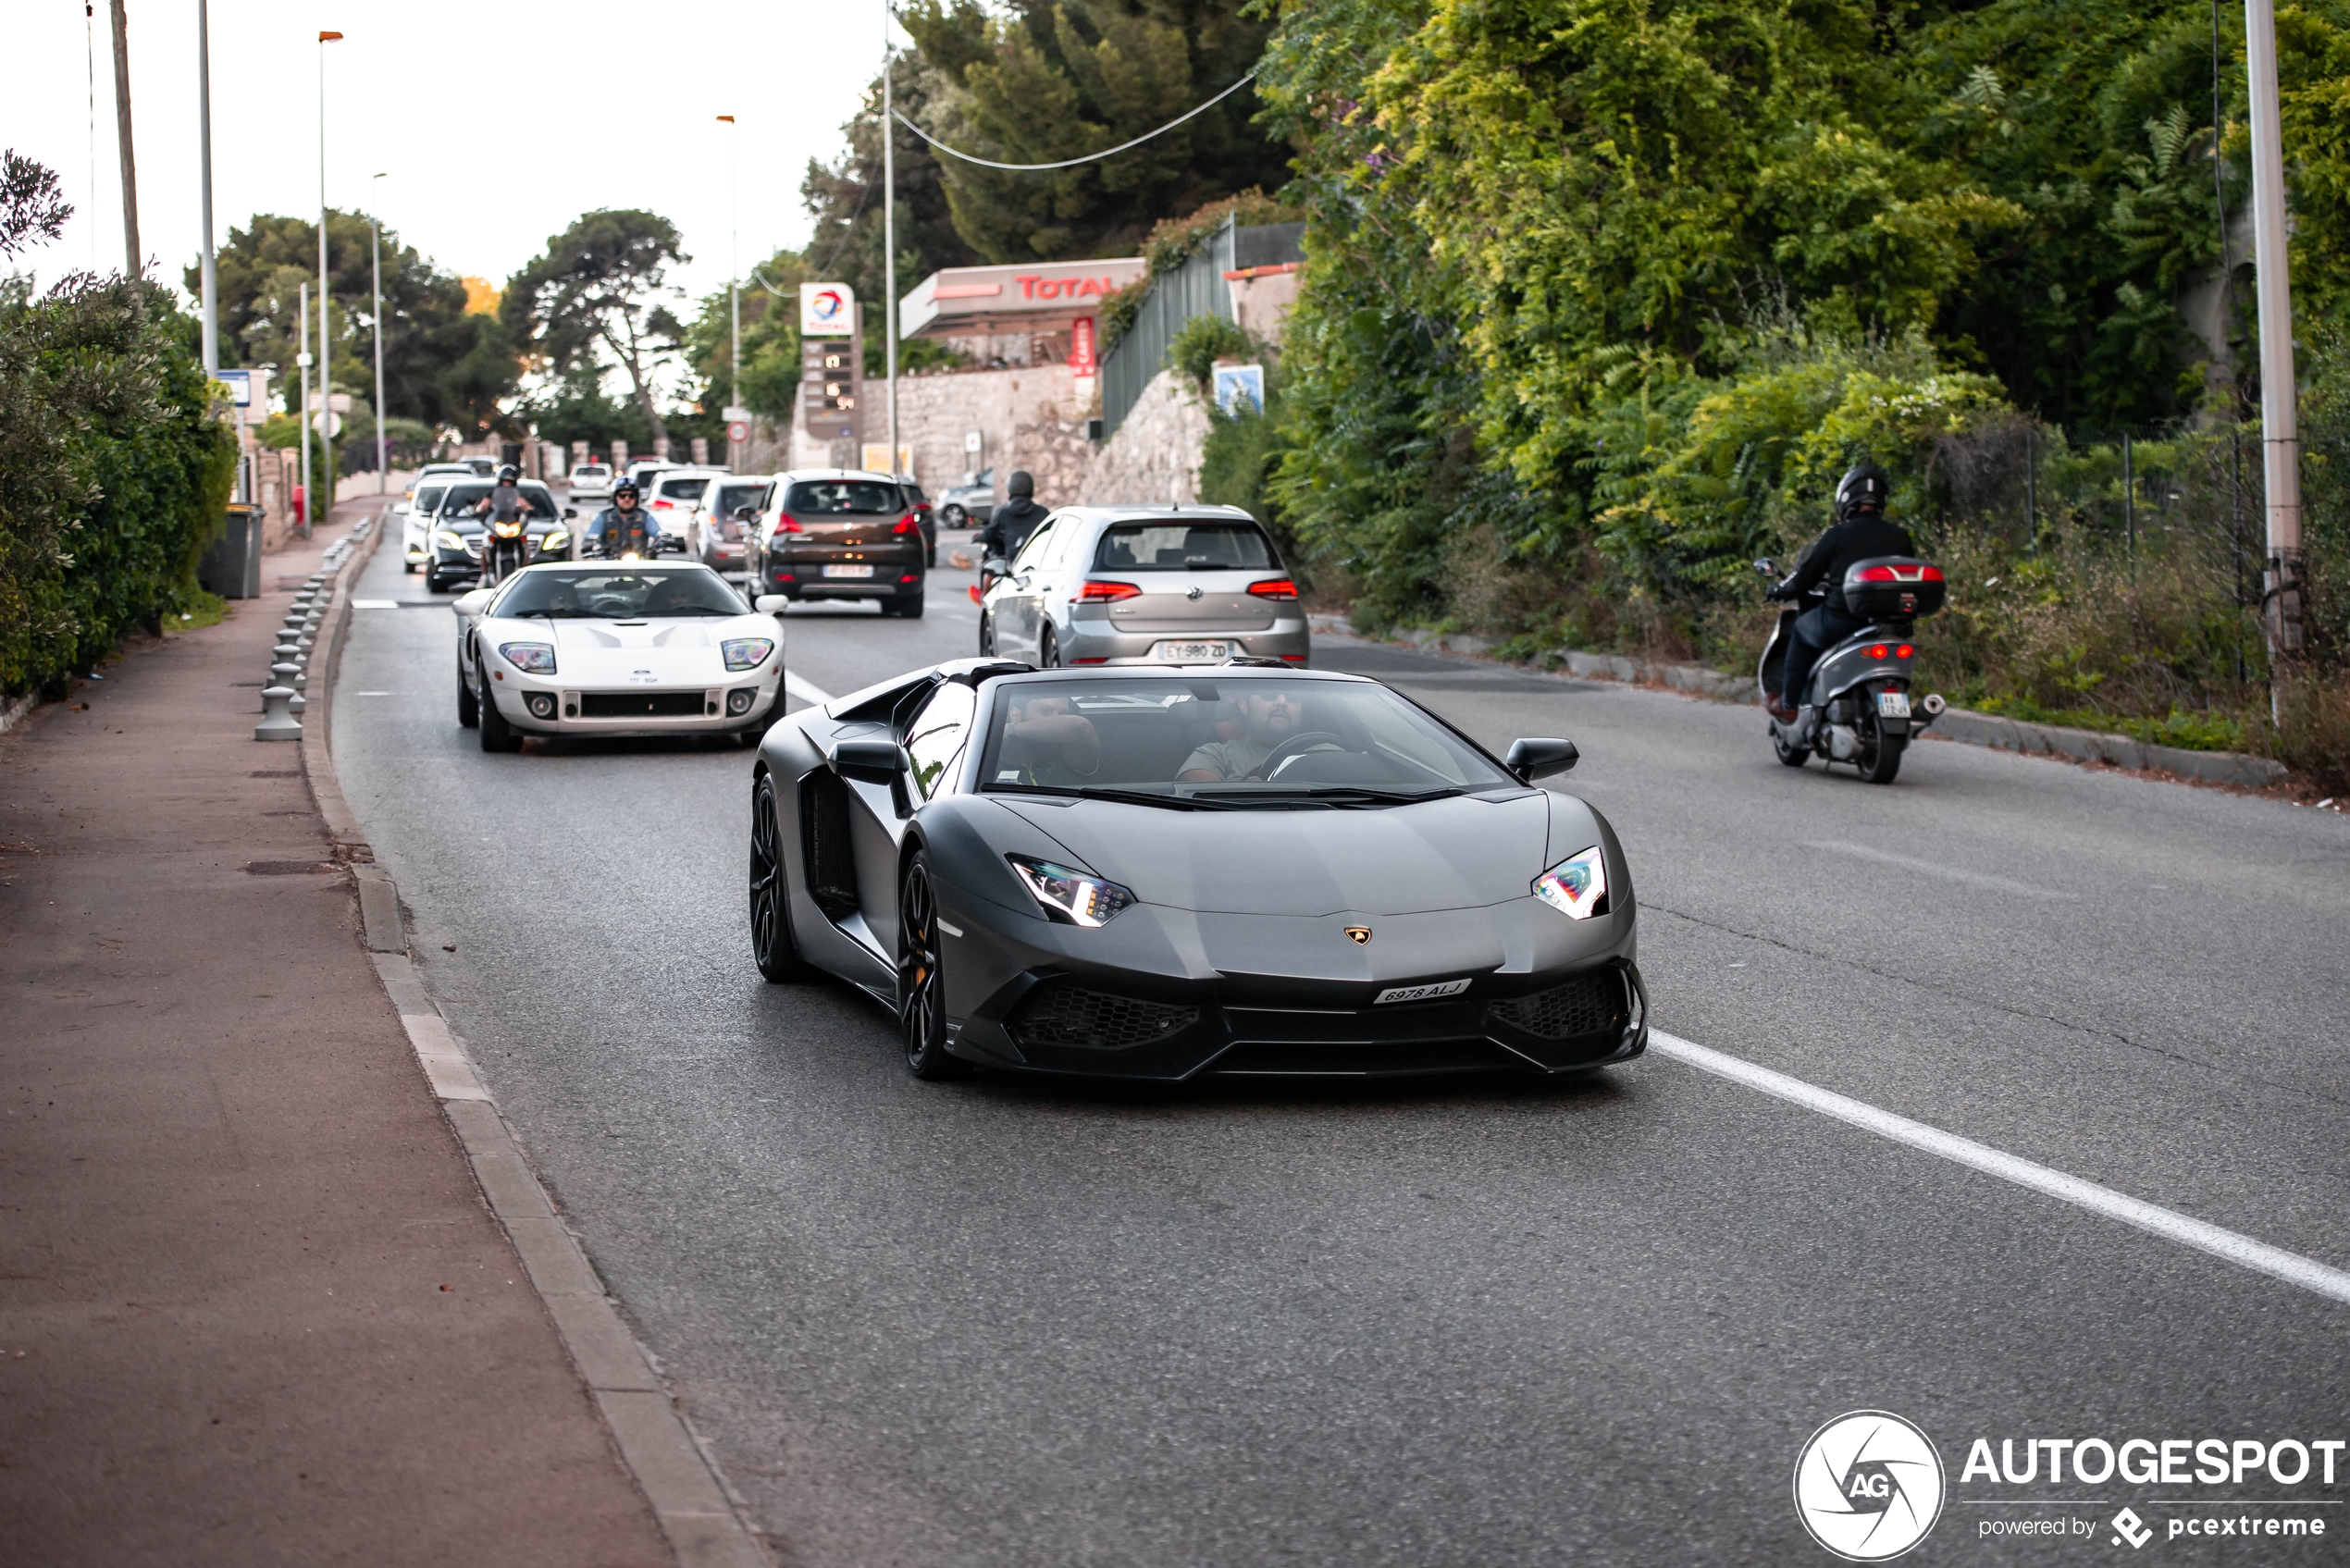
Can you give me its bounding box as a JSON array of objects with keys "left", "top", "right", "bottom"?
[{"left": 892, "top": 69, "right": 1258, "bottom": 171}]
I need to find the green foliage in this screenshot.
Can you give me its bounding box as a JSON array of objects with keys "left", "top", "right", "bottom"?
[
  {"left": 800, "top": 53, "right": 981, "bottom": 313},
  {"left": 680, "top": 250, "right": 810, "bottom": 425},
  {"left": 195, "top": 210, "right": 513, "bottom": 437},
  {"left": 0, "top": 271, "right": 238, "bottom": 698},
  {"left": 1165, "top": 315, "right": 1255, "bottom": 389},
  {"left": 899, "top": 0, "right": 1291, "bottom": 262},
  {"left": 501, "top": 210, "right": 686, "bottom": 446}
]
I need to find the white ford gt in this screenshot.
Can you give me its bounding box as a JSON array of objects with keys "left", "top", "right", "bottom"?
[{"left": 452, "top": 561, "right": 787, "bottom": 752}]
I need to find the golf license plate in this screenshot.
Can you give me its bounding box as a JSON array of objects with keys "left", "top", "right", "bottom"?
[
  {"left": 1152, "top": 640, "right": 1235, "bottom": 663},
  {"left": 822, "top": 563, "right": 875, "bottom": 579},
  {"left": 1876, "top": 690, "right": 1912, "bottom": 719}
]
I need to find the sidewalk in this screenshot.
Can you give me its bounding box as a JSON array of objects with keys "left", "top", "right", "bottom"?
[{"left": 0, "top": 503, "right": 674, "bottom": 1566}]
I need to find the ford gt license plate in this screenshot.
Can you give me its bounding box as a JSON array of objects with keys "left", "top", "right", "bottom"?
[
  {"left": 1152, "top": 640, "right": 1235, "bottom": 663},
  {"left": 822, "top": 563, "right": 875, "bottom": 578},
  {"left": 1877, "top": 690, "right": 1911, "bottom": 719}
]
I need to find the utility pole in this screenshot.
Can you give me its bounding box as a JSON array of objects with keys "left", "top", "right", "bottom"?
[
  {"left": 371, "top": 185, "right": 387, "bottom": 496},
  {"left": 2245, "top": 0, "right": 2306, "bottom": 689},
  {"left": 196, "top": 0, "right": 217, "bottom": 376},
  {"left": 298, "top": 282, "right": 313, "bottom": 538},
  {"left": 883, "top": 23, "right": 898, "bottom": 486},
  {"left": 318, "top": 31, "right": 342, "bottom": 513},
  {"left": 108, "top": 0, "right": 139, "bottom": 274},
  {"left": 719, "top": 115, "right": 742, "bottom": 474}
]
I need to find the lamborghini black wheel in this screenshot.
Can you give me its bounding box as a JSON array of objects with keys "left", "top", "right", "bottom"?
[
  {"left": 897, "top": 851, "right": 967, "bottom": 1079},
  {"left": 749, "top": 773, "right": 817, "bottom": 982}
]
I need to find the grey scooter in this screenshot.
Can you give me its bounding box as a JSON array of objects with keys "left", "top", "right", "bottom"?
[{"left": 1753, "top": 558, "right": 1948, "bottom": 784}]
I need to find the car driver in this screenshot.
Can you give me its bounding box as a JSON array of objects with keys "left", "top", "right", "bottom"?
[
  {"left": 997, "top": 692, "right": 1101, "bottom": 785},
  {"left": 1178, "top": 687, "right": 1305, "bottom": 781}
]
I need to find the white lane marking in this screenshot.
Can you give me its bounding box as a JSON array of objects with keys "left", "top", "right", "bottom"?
[
  {"left": 354, "top": 691, "right": 396, "bottom": 697},
  {"left": 352, "top": 598, "right": 400, "bottom": 609},
  {"left": 1648, "top": 1030, "right": 2350, "bottom": 1308},
  {"left": 1800, "top": 839, "right": 2078, "bottom": 900},
  {"left": 784, "top": 671, "right": 834, "bottom": 705}
]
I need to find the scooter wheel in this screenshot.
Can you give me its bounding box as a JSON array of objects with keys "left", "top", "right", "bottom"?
[{"left": 1772, "top": 725, "right": 1809, "bottom": 767}]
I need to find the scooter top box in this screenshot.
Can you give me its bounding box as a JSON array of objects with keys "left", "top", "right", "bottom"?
[{"left": 1842, "top": 557, "right": 1947, "bottom": 621}]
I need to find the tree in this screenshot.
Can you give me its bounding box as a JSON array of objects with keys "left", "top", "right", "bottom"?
[
  {"left": 1, "top": 149, "right": 71, "bottom": 257},
  {"left": 899, "top": 0, "right": 1292, "bottom": 262},
  {"left": 192, "top": 211, "right": 516, "bottom": 436},
  {"left": 802, "top": 54, "right": 982, "bottom": 309},
  {"left": 501, "top": 210, "right": 687, "bottom": 448}
]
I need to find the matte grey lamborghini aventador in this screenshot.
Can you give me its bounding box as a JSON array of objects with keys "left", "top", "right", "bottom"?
[{"left": 748, "top": 660, "right": 1646, "bottom": 1081}]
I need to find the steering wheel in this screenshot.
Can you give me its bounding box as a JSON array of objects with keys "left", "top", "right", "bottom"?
[{"left": 1247, "top": 731, "right": 1349, "bottom": 781}]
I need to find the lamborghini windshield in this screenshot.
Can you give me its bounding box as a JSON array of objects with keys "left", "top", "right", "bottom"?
[
  {"left": 977, "top": 676, "right": 1515, "bottom": 806},
  {"left": 495, "top": 568, "right": 748, "bottom": 619}
]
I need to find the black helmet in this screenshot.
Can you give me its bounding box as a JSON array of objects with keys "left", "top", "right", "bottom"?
[
  {"left": 497, "top": 464, "right": 520, "bottom": 484},
  {"left": 1834, "top": 463, "right": 1889, "bottom": 521},
  {"left": 613, "top": 480, "right": 639, "bottom": 499},
  {"left": 1007, "top": 469, "right": 1035, "bottom": 499}
]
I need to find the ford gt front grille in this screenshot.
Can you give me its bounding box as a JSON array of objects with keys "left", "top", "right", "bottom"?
[
  {"left": 578, "top": 690, "right": 707, "bottom": 718},
  {"left": 1009, "top": 986, "right": 1200, "bottom": 1050},
  {"left": 1486, "top": 972, "right": 1626, "bottom": 1041}
]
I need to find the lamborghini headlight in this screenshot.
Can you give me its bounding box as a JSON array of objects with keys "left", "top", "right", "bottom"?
[
  {"left": 538, "top": 529, "right": 569, "bottom": 553},
  {"left": 499, "top": 641, "right": 557, "bottom": 674},
  {"left": 434, "top": 529, "right": 464, "bottom": 549},
  {"left": 721, "top": 636, "right": 774, "bottom": 672},
  {"left": 1532, "top": 845, "right": 1608, "bottom": 919},
  {"left": 1007, "top": 855, "right": 1135, "bottom": 927}
]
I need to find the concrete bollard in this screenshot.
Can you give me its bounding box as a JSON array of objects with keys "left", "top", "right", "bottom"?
[
  {"left": 287, "top": 689, "right": 306, "bottom": 715},
  {"left": 254, "top": 685, "right": 302, "bottom": 740}
]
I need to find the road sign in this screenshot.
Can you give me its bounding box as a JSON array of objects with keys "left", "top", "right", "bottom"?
[
  {"left": 722, "top": 405, "right": 751, "bottom": 423},
  {"left": 1070, "top": 315, "right": 1097, "bottom": 377},
  {"left": 728, "top": 421, "right": 748, "bottom": 444}
]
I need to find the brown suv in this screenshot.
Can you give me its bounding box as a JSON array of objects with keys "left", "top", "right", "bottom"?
[{"left": 749, "top": 471, "right": 928, "bottom": 618}]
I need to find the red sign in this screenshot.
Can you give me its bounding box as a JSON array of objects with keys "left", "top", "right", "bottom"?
[
  {"left": 1070, "top": 315, "right": 1097, "bottom": 376},
  {"left": 728, "top": 421, "right": 749, "bottom": 444},
  {"left": 1016, "top": 275, "right": 1122, "bottom": 301}
]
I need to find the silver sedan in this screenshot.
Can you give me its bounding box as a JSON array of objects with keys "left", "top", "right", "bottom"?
[{"left": 976, "top": 504, "right": 1310, "bottom": 668}]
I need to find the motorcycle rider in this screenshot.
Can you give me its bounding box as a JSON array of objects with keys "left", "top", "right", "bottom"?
[
  {"left": 1766, "top": 463, "right": 1914, "bottom": 722},
  {"left": 588, "top": 480, "right": 658, "bottom": 558},
  {"left": 977, "top": 469, "right": 1049, "bottom": 563},
  {"left": 475, "top": 463, "right": 527, "bottom": 526}
]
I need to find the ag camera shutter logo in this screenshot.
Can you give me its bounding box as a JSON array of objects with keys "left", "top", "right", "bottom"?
[{"left": 1794, "top": 1411, "right": 1946, "bottom": 1561}]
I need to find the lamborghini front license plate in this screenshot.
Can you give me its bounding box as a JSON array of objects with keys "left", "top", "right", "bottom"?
[
  {"left": 1877, "top": 690, "right": 1912, "bottom": 719},
  {"left": 1152, "top": 640, "right": 1234, "bottom": 663}
]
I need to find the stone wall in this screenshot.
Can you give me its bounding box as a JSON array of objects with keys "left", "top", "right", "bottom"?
[
  {"left": 774, "top": 364, "right": 1097, "bottom": 505},
  {"left": 1077, "top": 369, "right": 1210, "bottom": 507}
]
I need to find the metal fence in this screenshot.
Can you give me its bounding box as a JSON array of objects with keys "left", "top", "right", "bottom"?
[{"left": 1101, "top": 223, "right": 1236, "bottom": 438}]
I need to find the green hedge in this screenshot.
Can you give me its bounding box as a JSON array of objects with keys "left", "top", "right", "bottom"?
[{"left": 0, "top": 277, "right": 238, "bottom": 699}]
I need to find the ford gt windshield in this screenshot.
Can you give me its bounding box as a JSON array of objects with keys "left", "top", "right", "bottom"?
[
  {"left": 495, "top": 568, "right": 749, "bottom": 619},
  {"left": 977, "top": 677, "right": 1516, "bottom": 806}
]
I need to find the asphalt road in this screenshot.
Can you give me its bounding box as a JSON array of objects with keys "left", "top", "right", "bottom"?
[{"left": 333, "top": 512, "right": 2350, "bottom": 1565}]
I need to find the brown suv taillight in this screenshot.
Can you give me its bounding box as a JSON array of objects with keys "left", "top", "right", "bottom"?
[
  {"left": 892, "top": 513, "right": 920, "bottom": 535},
  {"left": 775, "top": 514, "right": 804, "bottom": 533},
  {"left": 1248, "top": 577, "right": 1300, "bottom": 599}
]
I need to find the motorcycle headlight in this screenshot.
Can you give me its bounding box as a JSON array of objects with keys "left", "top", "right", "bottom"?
[
  {"left": 434, "top": 529, "right": 464, "bottom": 549},
  {"left": 1532, "top": 845, "right": 1608, "bottom": 919},
  {"left": 1007, "top": 855, "right": 1135, "bottom": 927},
  {"left": 721, "top": 636, "right": 774, "bottom": 672},
  {"left": 499, "top": 641, "right": 557, "bottom": 674},
  {"left": 539, "top": 530, "right": 569, "bottom": 552}
]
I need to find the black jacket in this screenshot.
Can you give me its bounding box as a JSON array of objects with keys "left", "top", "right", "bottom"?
[
  {"left": 1780, "top": 513, "right": 1916, "bottom": 614},
  {"left": 980, "top": 497, "right": 1049, "bottom": 562}
]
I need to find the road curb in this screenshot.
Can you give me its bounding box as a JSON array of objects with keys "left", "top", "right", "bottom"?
[
  {"left": 1307, "top": 613, "right": 2291, "bottom": 790},
  {"left": 306, "top": 513, "right": 772, "bottom": 1568}
]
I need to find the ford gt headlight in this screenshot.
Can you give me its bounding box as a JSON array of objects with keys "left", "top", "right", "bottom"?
[
  {"left": 499, "top": 641, "right": 557, "bottom": 674},
  {"left": 1532, "top": 846, "right": 1607, "bottom": 919},
  {"left": 1007, "top": 855, "right": 1135, "bottom": 927},
  {"left": 435, "top": 529, "right": 464, "bottom": 549},
  {"left": 721, "top": 636, "right": 775, "bottom": 672}
]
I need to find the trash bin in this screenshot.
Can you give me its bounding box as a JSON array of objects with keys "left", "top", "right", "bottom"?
[{"left": 199, "top": 503, "right": 266, "bottom": 599}]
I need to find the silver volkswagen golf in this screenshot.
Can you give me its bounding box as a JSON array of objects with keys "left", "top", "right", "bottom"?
[{"left": 976, "top": 505, "right": 1310, "bottom": 667}]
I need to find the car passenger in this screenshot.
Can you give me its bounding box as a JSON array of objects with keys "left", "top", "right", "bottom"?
[
  {"left": 1178, "top": 687, "right": 1305, "bottom": 781},
  {"left": 997, "top": 692, "right": 1101, "bottom": 786}
]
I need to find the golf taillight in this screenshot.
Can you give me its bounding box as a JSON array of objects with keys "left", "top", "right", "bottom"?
[
  {"left": 1075, "top": 580, "right": 1140, "bottom": 602},
  {"left": 893, "top": 513, "right": 920, "bottom": 535},
  {"left": 1248, "top": 577, "right": 1300, "bottom": 599}
]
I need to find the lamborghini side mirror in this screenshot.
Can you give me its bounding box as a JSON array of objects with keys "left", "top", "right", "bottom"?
[
  {"left": 1504, "top": 736, "right": 1579, "bottom": 783},
  {"left": 832, "top": 738, "right": 902, "bottom": 785}
]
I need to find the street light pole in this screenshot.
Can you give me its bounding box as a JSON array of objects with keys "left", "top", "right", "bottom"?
[
  {"left": 196, "top": 0, "right": 217, "bottom": 377},
  {"left": 298, "top": 282, "right": 313, "bottom": 538},
  {"left": 109, "top": 0, "right": 140, "bottom": 275},
  {"left": 2245, "top": 0, "right": 2306, "bottom": 686},
  {"left": 318, "top": 31, "right": 342, "bottom": 515},
  {"left": 718, "top": 114, "right": 741, "bottom": 474},
  {"left": 372, "top": 173, "right": 388, "bottom": 496},
  {"left": 883, "top": 22, "right": 897, "bottom": 486}
]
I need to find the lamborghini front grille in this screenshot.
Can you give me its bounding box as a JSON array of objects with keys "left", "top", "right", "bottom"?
[
  {"left": 1009, "top": 985, "right": 1200, "bottom": 1050},
  {"left": 1486, "top": 972, "right": 1626, "bottom": 1041}
]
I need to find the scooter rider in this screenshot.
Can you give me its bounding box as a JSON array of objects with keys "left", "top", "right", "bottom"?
[
  {"left": 978, "top": 470, "right": 1048, "bottom": 563},
  {"left": 1766, "top": 463, "right": 1914, "bottom": 722},
  {"left": 588, "top": 480, "right": 658, "bottom": 558}
]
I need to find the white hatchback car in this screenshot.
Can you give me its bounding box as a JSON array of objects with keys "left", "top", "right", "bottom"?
[
  {"left": 452, "top": 561, "right": 786, "bottom": 751},
  {"left": 568, "top": 463, "right": 613, "bottom": 500},
  {"left": 645, "top": 467, "right": 732, "bottom": 549}
]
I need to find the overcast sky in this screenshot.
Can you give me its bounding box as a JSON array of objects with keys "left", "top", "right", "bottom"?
[{"left": 4, "top": 0, "right": 894, "bottom": 310}]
